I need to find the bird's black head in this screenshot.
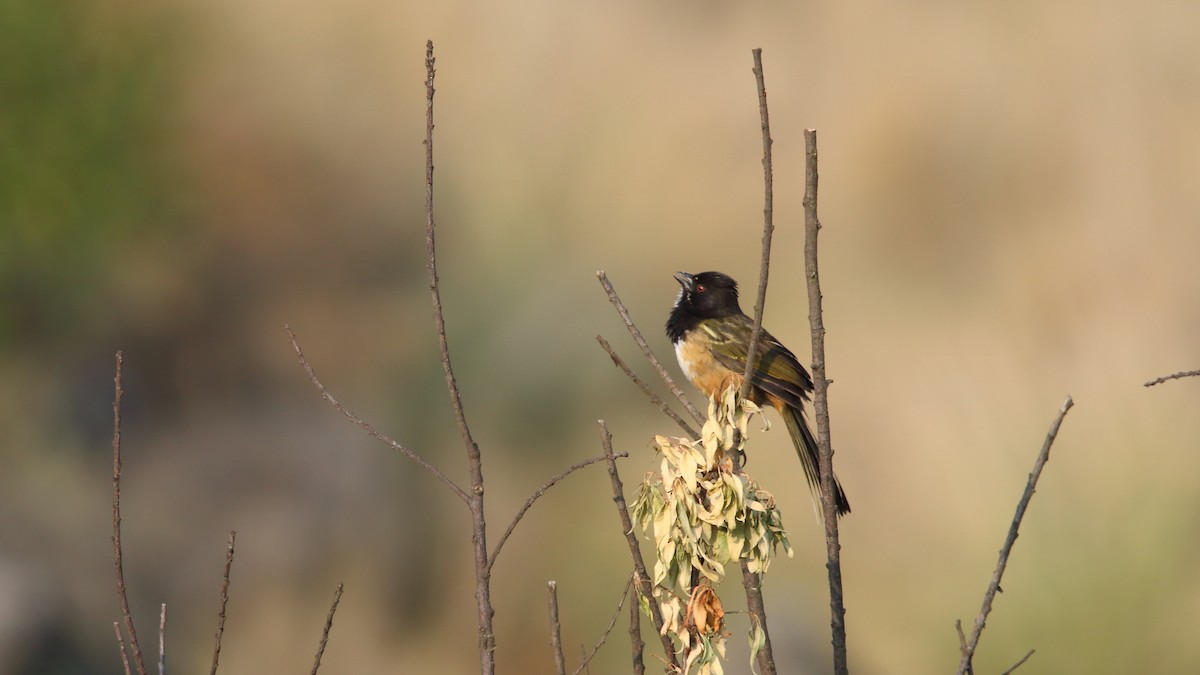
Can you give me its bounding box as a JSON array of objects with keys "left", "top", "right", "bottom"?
[{"left": 667, "top": 271, "right": 743, "bottom": 342}]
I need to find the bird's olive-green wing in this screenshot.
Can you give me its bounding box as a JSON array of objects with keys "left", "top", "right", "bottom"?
[{"left": 696, "top": 316, "right": 813, "bottom": 408}]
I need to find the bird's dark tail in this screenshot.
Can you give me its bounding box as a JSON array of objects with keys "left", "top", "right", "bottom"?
[{"left": 781, "top": 405, "right": 851, "bottom": 517}]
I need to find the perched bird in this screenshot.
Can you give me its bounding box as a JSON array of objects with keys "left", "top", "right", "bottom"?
[{"left": 666, "top": 270, "right": 850, "bottom": 516}]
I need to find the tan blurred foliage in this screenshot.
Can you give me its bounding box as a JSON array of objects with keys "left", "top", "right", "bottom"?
[{"left": 3, "top": 0, "right": 1199, "bottom": 673}]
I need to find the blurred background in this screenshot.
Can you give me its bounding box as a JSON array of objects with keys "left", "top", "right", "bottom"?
[{"left": 3, "top": 0, "right": 1198, "bottom": 673}]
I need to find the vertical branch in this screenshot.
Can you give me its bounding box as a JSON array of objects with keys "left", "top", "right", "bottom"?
[
  {"left": 628, "top": 581, "right": 645, "bottom": 675},
  {"left": 739, "top": 47, "right": 779, "bottom": 675},
  {"left": 598, "top": 421, "right": 680, "bottom": 670},
  {"left": 738, "top": 47, "right": 775, "bottom": 405},
  {"left": 114, "top": 622, "right": 133, "bottom": 675},
  {"left": 310, "top": 583, "right": 344, "bottom": 675},
  {"left": 547, "top": 581, "right": 567, "bottom": 675},
  {"left": 423, "top": 40, "right": 496, "bottom": 672},
  {"left": 740, "top": 561, "right": 777, "bottom": 674},
  {"left": 111, "top": 351, "right": 148, "bottom": 675},
  {"left": 803, "top": 128, "right": 849, "bottom": 675},
  {"left": 956, "top": 396, "right": 1074, "bottom": 675},
  {"left": 158, "top": 604, "right": 166, "bottom": 675},
  {"left": 208, "top": 531, "right": 236, "bottom": 675}
]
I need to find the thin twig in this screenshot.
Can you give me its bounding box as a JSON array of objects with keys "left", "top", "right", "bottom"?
[
  {"left": 596, "top": 335, "right": 698, "bottom": 438},
  {"left": 209, "top": 531, "right": 236, "bottom": 675},
  {"left": 955, "top": 619, "right": 968, "bottom": 661},
  {"left": 803, "top": 127, "right": 849, "bottom": 675},
  {"left": 111, "top": 352, "right": 148, "bottom": 675},
  {"left": 739, "top": 48, "right": 780, "bottom": 675},
  {"left": 114, "top": 622, "right": 133, "bottom": 675},
  {"left": 286, "top": 325, "right": 468, "bottom": 503},
  {"left": 571, "top": 574, "right": 634, "bottom": 675},
  {"left": 158, "top": 604, "right": 166, "bottom": 675},
  {"left": 598, "top": 420, "right": 680, "bottom": 670},
  {"left": 423, "top": 40, "right": 496, "bottom": 672},
  {"left": 310, "top": 583, "right": 344, "bottom": 675},
  {"left": 548, "top": 581, "right": 567, "bottom": 675},
  {"left": 738, "top": 47, "right": 775, "bottom": 407},
  {"left": 1143, "top": 369, "right": 1200, "bottom": 387},
  {"left": 488, "top": 452, "right": 628, "bottom": 576},
  {"left": 596, "top": 271, "right": 705, "bottom": 425},
  {"left": 956, "top": 396, "right": 1075, "bottom": 675},
  {"left": 1000, "top": 649, "right": 1036, "bottom": 675},
  {"left": 628, "top": 578, "right": 645, "bottom": 675},
  {"left": 741, "top": 560, "right": 777, "bottom": 674}
]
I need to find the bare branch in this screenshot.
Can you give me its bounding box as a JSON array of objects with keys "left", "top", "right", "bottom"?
[
  {"left": 628, "top": 579, "right": 645, "bottom": 675},
  {"left": 803, "top": 127, "right": 849, "bottom": 675},
  {"left": 310, "top": 583, "right": 344, "bottom": 675},
  {"left": 1000, "top": 649, "right": 1036, "bottom": 675},
  {"left": 740, "top": 561, "right": 777, "bottom": 675},
  {"left": 571, "top": 574, "right": 634, "bottom": 675},
  {"left": 738, "top": 47, "right": 775, "bottom": 407},
  {"left": 595, "top": 335, "right": 698, "bottom": 437},
  {"left": 955, "top": 619, "right": 968, "bottom": 661},
  {"left": 114, "top": 622, "right": 133, "bottom": 675},
  {"left": 738, "top": 48, "right": 780, "bottom": 675},
  {"left": 208, "top": 531, "right": 236, "bottom": 675},
  {"left": 1143, "top": 369, "right": 1200, "bottom": 387},
  {"left": 956, "top": 396, "right": 1075, "bottom": 675},
  {"left": 158, "top": 604, "right": 166, "bottom": 675},
  {"left": 423, "top": 40, "right": 496, "bottom": 672},
  {"left": 111, "top": 351, "right": 147, "bottom": 675},
  {"left": 285, "top": 325, "right": 468, "bottom": 503},
  {"left": 488, "top": 452, "right": 627, "bottom": 576},
  {"left": 596, "top": 271, "right": 704, "bottom": 425},
  {"left": 547, "top": 581, "right": 567, "bottom": 675},
  {"left": 598, "top": 420, "right": 680, "bottom": 670}
]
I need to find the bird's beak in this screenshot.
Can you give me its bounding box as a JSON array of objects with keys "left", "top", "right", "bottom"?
[{"left": 674, "top": 271, "right": 695, "bottom": 291}]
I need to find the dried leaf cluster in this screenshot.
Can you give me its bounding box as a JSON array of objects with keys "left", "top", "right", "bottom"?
[{"left": 632, "top": 386, "right": 793, "bottom": 674}]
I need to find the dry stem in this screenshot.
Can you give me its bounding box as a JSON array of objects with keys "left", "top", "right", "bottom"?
[
  {"left": 955, "top": 396, "right": 1074, "bottom": 675},
  {"left": 423, "top": 40, "right": 496, "bottom": 671},
  {"left": 803, "top": 128, "right": 849, "bottom": 675},
  {"left": 286, "top": 325, "right": 468, "bottom": 502},
  {"left": 208, "top": 531, "right": 236, "bottom": 675},
  {"left": 598, "top": 420, "right": 680, "bottom": 670},
  {"left": 596, "top": 334, "right": 698, "bottom": 437},
  {"left": 111, "top": 352, "right": 147, "bottom": 675},
  {"left": 488, "top": 452, "right": 627, "bottom": 576},
  {"left": 596, "top": 271, "right": 704, "bottom": 425},
  {"left": 310, "top": 583, "right": 344, "bottom": 675}
]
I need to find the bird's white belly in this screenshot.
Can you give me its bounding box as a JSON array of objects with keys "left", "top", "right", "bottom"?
[{"left": 674, "top": 341, "right": 694, "bottom": 382}]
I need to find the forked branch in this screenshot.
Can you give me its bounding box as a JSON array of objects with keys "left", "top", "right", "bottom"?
[
  {"left": 956, "top": 396, "right": 1074, "bottom": 675},
  {"left": 423, "top": 40, "right": 496, "bottom": 672}
]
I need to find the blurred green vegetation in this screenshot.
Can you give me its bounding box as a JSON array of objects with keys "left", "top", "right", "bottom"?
[{"left": 0, "top": 0, "right": 186, "bottom": 353}]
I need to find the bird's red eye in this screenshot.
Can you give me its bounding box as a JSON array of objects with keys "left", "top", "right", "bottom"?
[{"left": 696, "top": 284, "right": 705, "bottom": 292}]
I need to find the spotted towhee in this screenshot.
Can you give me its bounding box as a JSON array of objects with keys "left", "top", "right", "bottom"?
[{"left": 666, "top": 271, "right": 850, "bottom": 516}]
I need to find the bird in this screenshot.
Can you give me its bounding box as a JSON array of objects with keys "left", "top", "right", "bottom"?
[{"left": 665, "top": 270, "right": 850, "bottom": 516}]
